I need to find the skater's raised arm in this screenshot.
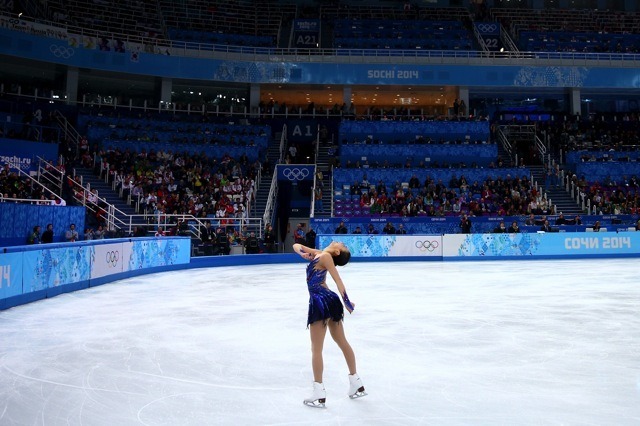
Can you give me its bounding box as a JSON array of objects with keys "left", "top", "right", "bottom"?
[{"left": 293, "top": 243, "right": 321, "bottom": 261}]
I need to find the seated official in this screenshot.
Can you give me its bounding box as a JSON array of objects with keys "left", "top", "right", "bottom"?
[
  {"left": 215, "top": 228, "right": 231, "bottom": 255},
  {"left": 493, "top": 221, "right": 507, "bottom": 233},
  {"left": 540, "top": 220, "right": 552, "bottom": 232},
  {"left": 244, "top": 232, "right": 260, "bottom": 254}
]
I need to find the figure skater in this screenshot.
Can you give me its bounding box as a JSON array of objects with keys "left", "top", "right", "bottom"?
[{"left": 293, "top": 241, "right": 367, "bottom": 408}]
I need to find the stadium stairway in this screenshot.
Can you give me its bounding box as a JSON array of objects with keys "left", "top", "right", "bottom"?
[
  {"left": 496, "top": 138, "right": 513, "bottom": 167},
  {"left": 529, "top": 165, "right": 583, "bottom": 216},
  {"left": 252, "top": 134, "right": 281, "bottom": 221},
  {"left": 313, "top": 140, "right": 333, "bottom": 218},
  {"left": 74, "top": 166, "right": 139, "bottom": 228}
]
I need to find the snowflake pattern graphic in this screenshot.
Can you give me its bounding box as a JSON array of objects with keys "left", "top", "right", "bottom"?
[
  {"left": 514, "top": 66, "right": 589, "bottom": 87},
  {"left": 458, "top": 233, "right": 543, "bottom": 256}
]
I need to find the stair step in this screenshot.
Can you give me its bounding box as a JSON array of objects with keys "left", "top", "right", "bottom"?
[{"left": 74, "top": 167, "right": 139, "bottom": 227}]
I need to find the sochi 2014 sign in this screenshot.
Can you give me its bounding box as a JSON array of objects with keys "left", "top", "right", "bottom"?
[{"left": 0, "top": 138, "right": 59, "bottom": 173}]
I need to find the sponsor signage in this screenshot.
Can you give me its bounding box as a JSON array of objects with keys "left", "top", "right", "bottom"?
[{"left": 91, "top": 243, "right": 125, "bottom": 278}]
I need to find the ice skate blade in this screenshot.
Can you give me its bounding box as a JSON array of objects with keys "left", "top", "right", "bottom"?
[
  {"left": 303, "top": 399, "right": 326, "bottom": 408},
  {"left": 349, "top": 387, "right": 368, "bottom": 399}
]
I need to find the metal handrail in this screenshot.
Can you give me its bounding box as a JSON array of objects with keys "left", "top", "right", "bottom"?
[
  {"left": 278, "top": 124, "right": 288, "bottom": 164},
  {"left": 310, "top": 124, "right": 320, "bottom": 218},
  {"left": 250, "top": 166, "right": 260, "bottom": 217},
  {"left": 68, "top": 167, "right": 133, "bottom": 231},
  {"left": 262, "top": 171, "right": 278, "bottom": 228},
  {"left": 13, "top": 165, "right": 65, "bottom": 204},
  {"left": 472, "top": 23, "right": 489, "bottom": 53},
  {"left": 53, "top": 110, "right": 82, "bottom": 160},
  {"left": 0, "top": 196, "right": 60, "bottom": 205},
  {"left": 535, "top": 134, "right": 547, "bottom": 162},
  {"left": 262, "top": 124, "right": 286, "bottom": 227},
  {"left": 2, "top": 11, "right": 640, "bottom": 66},
  {"left": 36, "top": 156, "right": 65, "bottom": 196},
  {"left": 500, "top": 23, "right": 520, "bottom": 53},
  {"left": 496, "top": 126, "right": 514, "bottom": 163}
]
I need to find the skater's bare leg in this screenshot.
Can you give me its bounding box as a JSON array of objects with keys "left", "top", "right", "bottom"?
[
  {"left": 327, "top": 320, "right": 356, "bottom": 375},
  {"left": 309, "top": 321, "right": 328, "bottom": 382}
]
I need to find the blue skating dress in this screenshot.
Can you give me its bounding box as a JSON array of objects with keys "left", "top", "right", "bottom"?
[{"left": 306, "top": 257, "right": 344, "bottom": 327}]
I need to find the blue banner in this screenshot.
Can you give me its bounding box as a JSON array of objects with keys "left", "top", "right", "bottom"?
[
  {"left": 475, "top": 22, "right": 502, "bottom": 52},
  {"left": 0, "top": 252, "right": 23, "bottom": 300},
  {"left": 294, "top": 19, "right": 320, "bottom": 32},
  {"left": 316, "top": 232, "right": 640, "bottom": 260},
  {"left": 127, "top": 239, "right": 190, "bottom": 270},
  {"left": 285, "top": 119, "right": 318, "bottom": 143},
  {"left": 0, "top": 138, "right": 59, "bottom": 172},
  {"left": 475, "top": 22, "right": 501, "bottom": 36},
  {"left": 276, "top": 164, "right": 315, "bottom": 182},
  {"left": 317, "top": 235, "right": 442, "bottom": 258},
  {"left": 444, "top": 232, "right": 640, "bottom": 258},
  {"left": 293, "top": 19, "right": 320, "bottom": 48},
  {"left": 22, "top": 245, "right": 92, "bottom": 292},
  {"left": 3, "top": 28, "right": 640, "bottom": 88}
]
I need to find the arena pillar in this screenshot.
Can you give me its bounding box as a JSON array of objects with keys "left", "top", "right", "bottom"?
[
  {"left": 569, "top": 87, "right": 581, "bottom": 116},
  {"left": 65, "top": 66, "right": 78, "bottom": 105}
]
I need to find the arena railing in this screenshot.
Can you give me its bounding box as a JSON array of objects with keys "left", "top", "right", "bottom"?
[
  {"left": 13, "top": 165, "right": 65, "bottom": 205},
  {"left": 2, "top": 12, "right": 640, "bottom": 66},
  {"left": 67, "top": 168, "right": 132, "bottom": 232},
  {"left": 310, "top": 124, "right": 320, "bottom": 218},
  {"left": 0, "top": 196, "right": 57, "bottom": 205},
  {"left": 36, "top": 156, "right": 65, "bottom": 197},
  {"left": 121, "top": 213, "right": 264, "bottom": 241}
]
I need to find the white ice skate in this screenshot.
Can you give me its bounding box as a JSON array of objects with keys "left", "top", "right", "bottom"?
[
  {"left": 303, "top": 381, "right": 326, "bottom": 408},
  {"left": 348, "top": 373, "right": 367, "bottom": 399}
]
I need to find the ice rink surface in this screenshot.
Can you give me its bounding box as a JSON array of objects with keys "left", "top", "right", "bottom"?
[{"left": 1, "top": 259, "right": 640, "bottom": 426}]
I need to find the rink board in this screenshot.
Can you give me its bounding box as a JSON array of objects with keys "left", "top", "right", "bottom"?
[
  {"left": 0, "top": 237, "right": 191, "bottom": 310},
  {"left": 442, "top": 232, "right": 640, "bottom": 259},
  {"left": 317, "top": 232, "right": 640, "bottom": 260},
  {"left": 317, "top": 235, "right": 443, "bottom": 258},
  {"left": 4, "top": 232, "right": 640, "bottom": 310}
]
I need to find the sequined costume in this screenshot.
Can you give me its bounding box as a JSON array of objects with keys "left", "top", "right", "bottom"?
[{"left": 306, "top": 257, "right": 344, "bottom": 327}]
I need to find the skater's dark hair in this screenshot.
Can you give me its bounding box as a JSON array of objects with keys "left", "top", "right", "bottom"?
[{"left": 332, "top": 249, "right": 351, "bottom": 267}]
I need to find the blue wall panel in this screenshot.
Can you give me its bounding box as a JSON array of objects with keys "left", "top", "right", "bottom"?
[
  {"left": 0, "top": 138, "right": 59, "bottom": 173},
  {"left": 0, "top": 204, "right": 86, "bottom": 247}
]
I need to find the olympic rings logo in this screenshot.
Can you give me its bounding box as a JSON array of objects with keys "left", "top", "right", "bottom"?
[
  {"left": 477, "top": 23, "right": 498, "bottom": 33},
  {"left": 105, "top": 250, "right": 119, "bottom": 267},
  {"left": 50, "top": 44, "right": 74, "bottom": 59},
  {"left": 281, "top": 167, "right": 310, "bottom": 181},
  {"left": 415, "top": 240, "right": 439, "bottom": 252}
]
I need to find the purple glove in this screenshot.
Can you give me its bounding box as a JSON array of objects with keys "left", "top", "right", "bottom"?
[{"left": 342, "top": 291, "right": 355, "bottom": 312}]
